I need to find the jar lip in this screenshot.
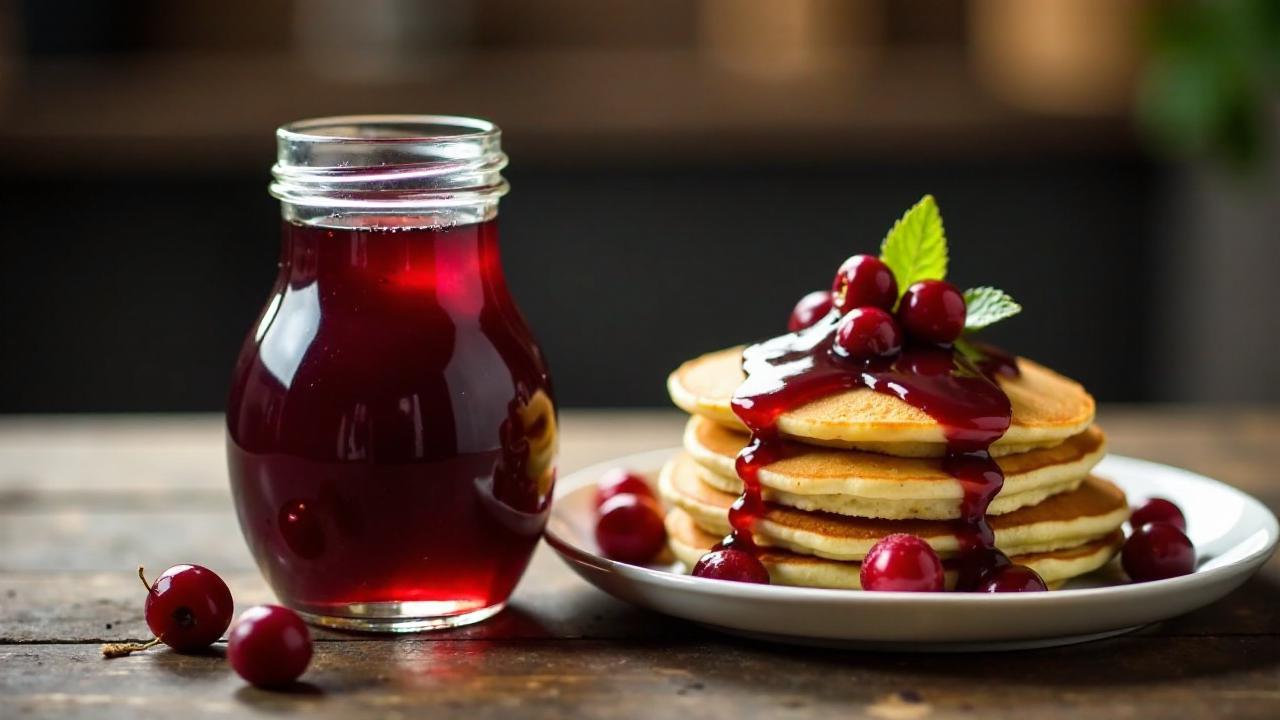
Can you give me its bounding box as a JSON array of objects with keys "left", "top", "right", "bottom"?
[
  {"left": 271, "top": 114, "right": 508, "bottom": 223},
  {"left": 277, "top": 114, "right": 500, "bottom": 145}
]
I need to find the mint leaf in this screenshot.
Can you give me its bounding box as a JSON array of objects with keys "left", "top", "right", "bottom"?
[
  {"left": 879, "top": 195, "right": 947, "bottom": 298},
  {"left": 953, "top": 336, "right": 987, "bottom": 367},
  {"left": 963, "top": 286, "right": 1022, "bottom": 332}
]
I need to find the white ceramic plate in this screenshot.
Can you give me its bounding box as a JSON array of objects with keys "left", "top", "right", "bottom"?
[{"left": 544, "top": 448, "right": 1278, "bottom": 651}]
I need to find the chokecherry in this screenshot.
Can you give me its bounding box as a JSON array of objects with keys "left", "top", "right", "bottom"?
[
  {"left": 898, "top": 280, "right": 967, "bottom": 344},
  {"left": 279, "top": 499, "right": 326, "bottom": 559},
  {"left": 692, "top": 548, "right": 770, "bottom": 584},
  {"left": 859, "top": 534, "right": 945, "bottom": 592},
  {"left": 977, "top": 564, "right": 1048, "bottom": 593},
  {"left": 833, "top": 307, "right": 903, "bottom": 360},
  {"left": 1122, "top": 522, "right": 1195, "bottom": 582},
  {"left": 227, "top": 605, "right": 313, "bottom": 689},
  {"left": 1129, "top": 498, "right": 1186, "bottom": 533},
  {"left": 102, "top": 564, "right": 234, "bottom": 658},
  {"left": 788, "top": 290, "right": 834, "bottom": 332},
  {"left": 143, "top": 564, "right": 234, "bottom": 651},
  {"left": 595, "top": 494, "right": 666, "bottom": 565},
  {"left": 831, "top": 254, "right": 898, "bottom": 313},
  {"left": 595, "top": 468, "right": 654, "bottom": 507}
]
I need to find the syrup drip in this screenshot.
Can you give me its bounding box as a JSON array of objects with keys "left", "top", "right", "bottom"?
[{"left": 726, "top": 313, "right": 1017, "bottom": 590}]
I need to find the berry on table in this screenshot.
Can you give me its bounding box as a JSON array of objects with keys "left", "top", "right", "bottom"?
[
  {"left": 897, "top": 280, "right": 966, "bottom": 344},
  {"left": 692, "top": 548, "right": 770, "bottom": 584},
  {"left": 860, "top": 534, "right": 945, "bottom": 592},
  {"left": 1122, "top": 522, "right": 1196, "bottom": 582},
  {"left": 595, "top": 494, "right": 667, "bottom": 565},
  {"left": 101, "top": 564, "right": 234, "bottom": 658},
  {"left": 227, "top": 605, "right": 313, "bottom": 689},
  {"left": 833, "top": 307, "right": 903, "bottom": 360},
  {"left": 831, "top": 255, "right": 898, "bottom": 313},
  {"left": 788, "top": 290, "right": 834, "bottom": 332}
]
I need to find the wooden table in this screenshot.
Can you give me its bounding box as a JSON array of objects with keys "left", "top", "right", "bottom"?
[{"left": 2, "top": 408, "right": 1278, "bottom": 719}]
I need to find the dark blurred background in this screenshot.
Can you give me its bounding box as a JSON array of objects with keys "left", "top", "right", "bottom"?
[{"left": 0, "top": 0, "right": 1276, "bottom": 412}]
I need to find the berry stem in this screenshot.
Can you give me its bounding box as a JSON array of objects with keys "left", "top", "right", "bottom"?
[
  {"left": 138, "top": 566, "right": 153, "bottom": 595},
  {"left": 100, "top": 637, "right": 161, "bottom": 658}
]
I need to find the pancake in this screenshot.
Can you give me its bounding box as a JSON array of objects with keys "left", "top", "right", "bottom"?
[
  {"left": 667, "top": 346, "right": 1095, "bottom": 456},
  {"left": 666, "top": 507, "right": 1122, "bottom": 590},
  {"left": 659, "top": 453, "right": 1128, "bottom": 561},
  {"left": 684, "top": 416, "right": 1106, "bottom": 519}
]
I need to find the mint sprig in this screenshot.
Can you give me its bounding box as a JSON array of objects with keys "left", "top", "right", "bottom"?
[
  {"left": 879, "top": 194, "right": 948, "bottom": 297},
  {"left": 962, "top": 286, "right": 1022, "bottom": 332},
  {"left": 953, "top": 336, "right": 986, "bottom": 366},
  {"left": 875, "top": 195, "right": 1020, "bottom": 333}
]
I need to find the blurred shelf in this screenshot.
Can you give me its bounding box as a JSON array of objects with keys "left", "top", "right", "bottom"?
[{"left": 0, "top": 47, "right": 1137, "bottom": 172}]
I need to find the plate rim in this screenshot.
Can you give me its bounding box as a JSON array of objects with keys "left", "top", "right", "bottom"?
[{"left": 545, "top": 447, "right": 1279, "bottom": 605}]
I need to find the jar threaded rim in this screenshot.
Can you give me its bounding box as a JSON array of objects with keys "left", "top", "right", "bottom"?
[{"left": 269, "top": 115, "right": 509, "bottom": 220}]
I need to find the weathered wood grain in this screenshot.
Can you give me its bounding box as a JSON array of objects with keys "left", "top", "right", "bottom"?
[
  {"left": 3, "top": 637, "right": 1280, "bottom": 720},
  {"left": 0, "top": 547, "right": 706, "bottom": 645},
  {"left": 1, "top": 408, "right": 1278, "bottom": 719},
  {"left": 2, "top": 552, "right": 1276, "bottom": 645}
]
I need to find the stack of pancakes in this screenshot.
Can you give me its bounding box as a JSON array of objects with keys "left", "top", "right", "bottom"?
[{"left": 662, "top": 346, "right": 1128, "bottom": 590}]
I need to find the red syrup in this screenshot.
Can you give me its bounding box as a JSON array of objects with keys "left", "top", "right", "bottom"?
[
  {"left": 227, "top": 220, "right": 556, "bottom": 621},
  {"left": 725, "top": 312, "right": 1017, "bottom": 590}
]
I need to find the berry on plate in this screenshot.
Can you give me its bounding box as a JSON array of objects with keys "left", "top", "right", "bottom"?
[
  {"left": 692, "top": 548, "right": 770, "bottom": 584},
  {"left": 860, "top": 534, "right": 945, "bottom": 592},
  {"left": 1122, "top": 522, "right": 1196, "bottom": 582},
  {"left": 595, "top": 494, "right": 666, "bottom": 565}
]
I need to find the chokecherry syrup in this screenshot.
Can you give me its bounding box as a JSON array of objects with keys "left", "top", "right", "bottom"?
[
  {"left": 227, "top": 220, "right": 555, "bottom": 619},
  {"left": 726, "top": 312, "right": 1017, "bottom": 589}
]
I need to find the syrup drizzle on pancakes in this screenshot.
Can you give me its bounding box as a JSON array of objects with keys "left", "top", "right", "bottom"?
[{"left": 722, "top": 312, "right": 1018, "bottom": 590}]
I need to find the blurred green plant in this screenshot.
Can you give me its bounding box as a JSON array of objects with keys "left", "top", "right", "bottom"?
[{"left": 1138, "top": 0, "right": 1280, "bottom": 170}]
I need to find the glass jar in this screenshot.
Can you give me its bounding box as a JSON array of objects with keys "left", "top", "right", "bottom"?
[{"left": 226, "top": 115, "right": 557, "bottom": 632}]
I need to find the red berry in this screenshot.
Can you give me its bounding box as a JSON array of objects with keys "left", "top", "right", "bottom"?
[
  {"left": 860, "top": 534, "right": 944, "bottom": 592},
  {"left": 833, "top": 307, "right": 903, "bottom": 360},
  {"left": 1130, "top": 498, "right": 1186, "bottom": 533},
  {"left": 977, "top": 564, "right": 1048, "bottom": 593},
  {"left": 788, "top": 290, "right": 834, "bottom": 332},
  {"left": 691, "top": 548, "right": 770, "bottom": 584},
  {"left": 142, "top": 564, "right": 234, "bottom": 652},
  {"left": 898, "top": 280, "right": 966, "bottom": 344},
  {"left": 1122, "top": 522, "right": 1196, "bottom": 582},
  {"left": 227, "top": 605, "right": 313, "bottom": 688},
  {"left": 831, "top": 254, "right": 898, "bottom": 313},
  {"left": 279, "top": 499, "right": 325, "bottom": 559},
  {"left": 595, "top": 494, "right": 666, "bottom": 564},
  {"left": 595, "top": 468, "right": 653, "bottom": 508}
]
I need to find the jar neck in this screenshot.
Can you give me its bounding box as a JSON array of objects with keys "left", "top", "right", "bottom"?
[
  {"left": 279, "top": 220, "right": 506, "bottom": 290},
  {"left": 280, "top": 203, "right": 501, "bottom": 229},
  {"left": 270, "top": 115, "right": 508, "bottom": 230}
]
